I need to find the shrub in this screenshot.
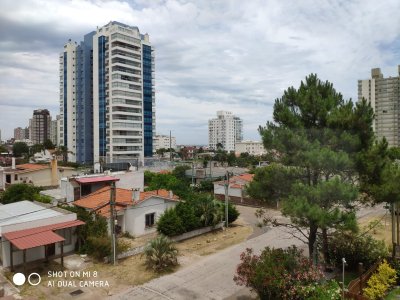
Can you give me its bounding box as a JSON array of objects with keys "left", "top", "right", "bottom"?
[
  {"left": 157, "top": 208, "right": 185, "bottom": 236},
  {"left": 226, "top": 203, "right": 240, "bottom": 223},
  {"left": 86, "top": 236, "right": 111, "bottom": 260},
  {"left": 234, "top": 246, "right": 324, "bottom": 300},
  {"left": 1, "top": 183, "right": 42, "bottom": 204},
  {"left": 306, "top": 280, "right": 341, "bottom": 300},
  {"left": 328, "top": 231, "right": 388, "bottom": 271},
  {"left": 144, "top": 235, "right": 178, "bottom": 271},
  {"left": 364, "top": 260, "right": 397, "bottom": 300},
  {"left": 175, "top": 202, "right": 201, "bottom": 232}
]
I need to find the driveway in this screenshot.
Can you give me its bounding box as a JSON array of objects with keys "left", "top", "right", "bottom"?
[{"left": 113, "top": 225, "right": 305, "bottom": 300}]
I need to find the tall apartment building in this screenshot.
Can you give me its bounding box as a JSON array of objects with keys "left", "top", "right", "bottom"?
[
  {"left": 60, "top": 21, "right": 155, "bottom": 164},
  {"left": 208, "top": 111, "right": 243, "bottom": 152},
  {"left": 50, "top": 116, "right": 59, "bottom": 146},
  {"left": 153, "top": 134, "right": 177, "bottom": 152},
  {"left": 30, "top": 109, "right": 51, "bottom": 145},
  {"left": 358, "top": 66, "right": 400, "bottom": 147}
]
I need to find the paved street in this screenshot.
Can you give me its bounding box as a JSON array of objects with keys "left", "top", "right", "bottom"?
[
  {"left": 113, "top": 224, "right": 305, "bottom": 300},
  {"left": 113, "top": 204, "right": 386, "bottom": 300}
]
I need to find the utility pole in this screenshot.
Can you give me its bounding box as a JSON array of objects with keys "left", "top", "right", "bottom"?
[
  {"left": 224, "top": 170, "right": 229, "bottom": 228},
  {"left": 191, "top": 162, "right": 194, "bottom": 186},
  {"left": 109, "top": 181, "right": 117, "bottom": 265}
]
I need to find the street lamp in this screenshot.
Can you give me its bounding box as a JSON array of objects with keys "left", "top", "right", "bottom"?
[{"left": 342, "top": 257, "right": 347, "bottom": 300}]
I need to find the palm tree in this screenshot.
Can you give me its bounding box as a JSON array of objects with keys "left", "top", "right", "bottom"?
[
  {"left": 144, "top": 235, "right": 178, "bottom": 271},
  {"left": 198, "top": 196, "right": 223, "bottom": 226},
  {"left": 54, "top": 146, "right": 73, "bottom": 162}
]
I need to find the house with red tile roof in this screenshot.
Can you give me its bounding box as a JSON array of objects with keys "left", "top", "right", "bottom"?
[
  {"left": 0, "top": 159, "right": 76, "bottom": 190},
  {"left": 214, "top": 173, "right": 263, "bottom": 206},
  {"left": 74, "top": 187, "right": 179, "bottom": 236}
]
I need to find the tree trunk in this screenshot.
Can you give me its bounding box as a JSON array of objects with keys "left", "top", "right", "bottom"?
[
  {"left": 322, "top": 228, "right": 330, "bottom": 265},
  {"left": 308, "top": 224, "right": 318, "bottom": 261}
]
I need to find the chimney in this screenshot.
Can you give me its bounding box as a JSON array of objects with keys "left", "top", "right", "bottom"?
[
  {"left": 132, "top": 188, "right": 140, "bottom": 201},
  {"left": 169, "top": 190, "right": 173, "bottom": 198},
  {"left": 51, "top": 156, "right": 58, "bottom": 186},
  {"left": 12, "top": 157, "right": 16, "bottom": 169}
]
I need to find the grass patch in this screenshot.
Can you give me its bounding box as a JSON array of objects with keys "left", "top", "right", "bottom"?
[{"left": 385, "top": 287, "right": 400, "bottom": 300}]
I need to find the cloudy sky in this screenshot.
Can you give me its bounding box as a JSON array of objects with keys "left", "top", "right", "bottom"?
[{"left": 0, "top": 0, "right": 399, "bottom": 144}]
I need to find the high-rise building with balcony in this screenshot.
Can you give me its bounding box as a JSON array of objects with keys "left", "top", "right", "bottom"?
[
  {"left": 60, "top": 21, "right": 155, "bottom": 164},
  {"left": 358, "top": 66, "right": 400, "bottom": 147},
  {"left": 208, "top": 111, "right": 243, "bottom": 152}
]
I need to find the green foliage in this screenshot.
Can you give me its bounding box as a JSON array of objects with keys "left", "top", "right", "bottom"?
[
  {"left": 222, "top": 202, "right": 240, "bottom": 224},
  {"left": 144, "top": 170, "right": 155, "bottom": 185},
  {"left": 254, "top": 74, "right": 375, "bottom": 260},
  {"left": 32, "top": 193, "right": 52, "bottom": 203},
  {"left": 197, "top": 195, "right": 223, "bottom": 226},
  {"left": 193, "top": 179, "right": 214, "bottom": 193},
  {"left": 1, "top": 183, "right": 42, "bottom": 204},
  {"left": 85, "top": 236, "right": 130, "bottom": 261},
  {"left": 59, "top": 206, "right": 108, "bottom": 251},
  {"left": 306, "top": 280, "right": 341, "bottom": 300},
  {"left": 144, "top": 235, "right": 178, "bottom": 271},
  {"left": 234, "top": 246, "right": 324, "bottom": 300},
  {"left": 157, "top": 208, "right": 185, "bottom": 236},
  {"left": 0, "top": 145, "right": 8, "bottom": 153},
  {"left": 364, "top": 260, "right": 397, "bottom": 300},
  {"left": 172, "top": 165, "right": 190, "bottom": 182},
  {"left": 145, "top": 172, "right": 189, "bottom": 198},
  {"left": 328, "top": 231, "right": 388, "bottom": 271},
  {"left": 30, "top": 144, "right": 44, "bottom": 155},
  {"left": 57, "top": 161, "right": 80, "bottom": 168},
  {"left": 43, "top": 139, "right": 55, "bottom": 150},
  {"left": 12, "top": 141, "right": 29, "bottom": 157},
  {"left": 175, "top": 202, "right": 201, "bottom": 232}
]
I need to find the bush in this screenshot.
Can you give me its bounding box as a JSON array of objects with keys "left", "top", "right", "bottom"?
[
  {"left": 85, "top": 236, "right": 131, "bottom": 261},
  {"left": 157, "top": 208, "right": 185, "bottom": 236},
  {"left": 364, "top": 260, "right": 397, "bottom": 300},
  {"left": 226, "top": 203, "right": 240, "bottom": 223},
  {"left": 328, "top": 231, "right": 388, "bottom": 271},
  {"left": 175, "top": 202, "right": 201, "bottom": 232},
  {"left": 144, "top": 235, "right": 178, "bottom": 271},
  {"left": 1, "top": 183, "right": 42, "bottom": 204},
  {"left": 86, "top": 236, "right": 111, "bottom": 260},
  {"left": 234, "top": 246, "right": 324, "bottom": 300}
]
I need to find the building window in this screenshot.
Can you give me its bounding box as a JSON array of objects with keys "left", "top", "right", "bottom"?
[{"left": 145, "top": 213, "right": 155, "bottom": 228}]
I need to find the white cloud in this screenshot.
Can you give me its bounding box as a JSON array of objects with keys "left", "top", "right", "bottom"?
[{"left": 0, "top": 0, "right": 399, "bottom": 144}]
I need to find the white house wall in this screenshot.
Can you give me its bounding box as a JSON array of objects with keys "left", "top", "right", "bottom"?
[
  {"left": 214, "top": 184, "right": 242, "bottom": 198},
  {"left": 124, "top": 197, "right": 177, "bottom": 236}
]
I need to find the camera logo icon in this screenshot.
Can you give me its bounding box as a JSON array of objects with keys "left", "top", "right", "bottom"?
[{"left": 12, "top": 273, "right": 41, "bottom": 286}]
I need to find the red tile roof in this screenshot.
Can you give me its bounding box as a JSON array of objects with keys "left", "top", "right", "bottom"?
[
  {"left": 16, "top": 164, "right": 49, "bottom": 171},
  {"left": 74, "top": 176, "right": 120, "bottom": 184},
  {"left": 74, "top": 187, "right": 179, "bottom": 217},
  {"left": 214, "top": 173, "right": 254, "bottom": 189},
  {"left": 3, "top": 219, "right": 85, "bottom": 250}
]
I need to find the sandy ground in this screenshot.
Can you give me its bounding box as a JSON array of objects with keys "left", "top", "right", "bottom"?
[{"left": 18, "top": 221, "right": 252, "bottom": 299}]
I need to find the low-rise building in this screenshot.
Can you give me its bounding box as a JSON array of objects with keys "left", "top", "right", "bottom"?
[
  {"left": 0, "top": 201, "right": 84, "bottom": 269},
  {"left": 235, "top": 141, "right": 266, "bottom": 156},
  {"left": 74, "top": 188, "right": 179, "bottom": 237},
  {"left": 214, "top": 173, "right": 264, "bottom": 206},
  {"left": 153, "top": 134, "right": 177, "bottom": 153},
  {"left": 0, "top": 159, "right": 76, "bottom": 190}
]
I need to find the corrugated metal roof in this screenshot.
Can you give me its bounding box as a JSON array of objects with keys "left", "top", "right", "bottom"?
[
  {"left": 0, "top": 201, "right": 64, "bottom": 229},
  {"left": 3, "top": 219, "right": 84, "bottom": 240},
  {"left": 10, "top": 231, "right": 65, "bottom": 250},
  {"left": 75, "top": 176, "right": 120, "bottom": 184},
  {"left": 4, "top": 219, "right": 84, "bottom": 250}
]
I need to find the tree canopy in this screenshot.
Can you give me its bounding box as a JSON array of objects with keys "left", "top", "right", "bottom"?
[
  {"left": 12, "top": 142, "right": 29, "bottom": 157},
  {"left": 249, "top": 74, "right": 376, "bottom": 262}
]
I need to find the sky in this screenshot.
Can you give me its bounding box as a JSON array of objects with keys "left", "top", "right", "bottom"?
[{"left": 0, "top": 0, "right": 400, "bottom": 144}]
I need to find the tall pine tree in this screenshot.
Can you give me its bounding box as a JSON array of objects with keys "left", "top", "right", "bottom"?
[{"left": 249, "top": 74, "right": 374, "bottom": 262}]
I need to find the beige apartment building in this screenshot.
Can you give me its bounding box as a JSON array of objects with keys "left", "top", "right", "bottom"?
[{"left": 358, "top": 66, "right": 400, "bottom": 147}]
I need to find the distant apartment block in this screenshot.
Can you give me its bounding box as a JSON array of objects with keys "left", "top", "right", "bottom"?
[
  {"left": 50, "top": 115, "right": 59, "bottom": 146},
  {"left": 208, "top": 111, "right": 243, "bottom": 152},
  {"left": 358, "top": 66, "right": 400, "bottom": 147},
  {"left": 30, "top": 109, "right": 51, "bottom": 145},
  {"left": 14, "top": 127, "right": 26, "bottom": 140},
  {"left": 153, "top": 134, "right": 176, "bottom": 152},
  {"left": 60, "top": 21, "right": 155, "bottom": 164},
  {"left": 235, "top": 140, "right": 266, "bottom": 156}
]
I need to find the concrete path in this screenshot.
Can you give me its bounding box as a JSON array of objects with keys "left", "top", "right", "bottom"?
[{"left": 113, "top": 226, "right": 304, "bottom": 300}]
